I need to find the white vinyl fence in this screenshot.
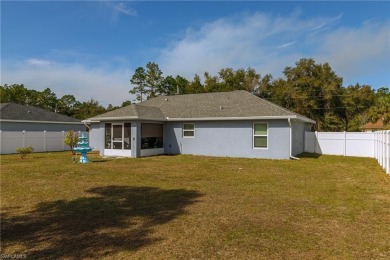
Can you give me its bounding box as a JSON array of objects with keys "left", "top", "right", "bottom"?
[
  {"left": 0, "top": 130, "right": 86, "bottom": 154},
  {"left": 305, "top": 131, "right": 390, "bottom": 174},
  {"left": 374, "top": 131, "right": 390, "bottom": 174}
]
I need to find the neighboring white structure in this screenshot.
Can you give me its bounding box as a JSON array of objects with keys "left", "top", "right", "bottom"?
[{"left": 0, "top": 103, "right": 85, "bottom": 154}]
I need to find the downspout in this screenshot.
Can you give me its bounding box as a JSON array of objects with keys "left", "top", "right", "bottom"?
[
  {"left": 81, "top": 120, "right": 99, "bottom": 131},
  {"left": 83, "top": 121, "right": 91, "bottom": 131},
  {"left": 288, "top": 118, "right": 300, "bottom": 160}
]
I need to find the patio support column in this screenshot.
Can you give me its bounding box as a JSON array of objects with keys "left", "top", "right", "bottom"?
[
  {"left": 131, "top": 121, "right": 141, "bottom": 158},
  {"left": 99, "top": 122, "right": 105, "bottom": 156}
]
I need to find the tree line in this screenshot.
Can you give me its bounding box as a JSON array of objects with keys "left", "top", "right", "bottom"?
[
  {"left": 130, "top": 59, "right": 389, "bottom": 131},
  {"left": 1, "top": 58, "right": 389, "bottom": 131}
]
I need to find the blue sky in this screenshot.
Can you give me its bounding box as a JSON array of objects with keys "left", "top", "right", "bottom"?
[{"left": 2, "top": 1, "right": 389, "bottom": 106}]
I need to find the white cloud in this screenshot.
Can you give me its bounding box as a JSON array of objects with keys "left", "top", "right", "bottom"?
[
  {"left": 104, "top": 1, "right": 137, "bottom": 21},
  {"left": 26, "top": 58, "right": 52, "bottom": 66},
  {"left": 313, "top": 20, "right": 390, "bottom": 85},
  {"left": 157, "top": 12, "right": 342, "bottom": 79},
  {"left": 1, "top": 60, "right": 135, "bottom": 107},
  {"left": 278, "top": 41, "right": 296, "bottom": 49},
  {"left": 311, "top": 12, "right": 343, "bottom": 32},
  {"left": 157, "top": 11, "right": 389, "bottom": 88},
  {"left": 112, "top": 2, "right": 137, "bottom": 16}
]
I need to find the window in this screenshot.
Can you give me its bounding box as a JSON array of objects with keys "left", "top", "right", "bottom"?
[
  {"left": 141, "top": 123, "right": 163, "bottom": 149},
  {"left": 253, "top": 123, "right": 268, "bottom": 148},
  {"left": 183, "top": 123, "right": 195, "bottom": 138},
  {"left": 105, "top": 123, "right": 131, "bottom": 150},
  {"left": 105, "top": 123, "right": 111, "bottom": 149}
]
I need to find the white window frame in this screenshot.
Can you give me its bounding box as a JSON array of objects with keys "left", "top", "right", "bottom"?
[
  {"left": 106, "top": 123, "right": 131, "bottom": 150},
  {"left": 253, "top": 122, "right": 268, "bottom": 149},
  {"left": 183, "top": 123, "right": 195, "bottom": 138}
]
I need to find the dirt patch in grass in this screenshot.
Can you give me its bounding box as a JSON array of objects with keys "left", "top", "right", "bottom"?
[{"left": 1, "top": 152, "right": 389, "bottom": 259}]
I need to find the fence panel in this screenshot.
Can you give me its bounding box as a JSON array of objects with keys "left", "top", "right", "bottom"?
[
  {"left": 345, "top": 133, "right": 375, "bottom": 157},
  {"left": 316, "top": 132, "right": 345, "bottom": 156},
  {"left": 46, "top": 131, "right": 66, "bottom": 151},
  {"left": 0, "top": 131, "right": 24, "bottom": 154},
  {"left": 305, "top": 131, "right": 389, "bottom": 174},
  {"left": 304, "top": 132, "right": 317, "bottom": 153},
  {"left": 24, "top": 131, "right": 45, "bottom": 152},
  {"left": 0, "top": 130, "right": 85, "bottom": 154}
]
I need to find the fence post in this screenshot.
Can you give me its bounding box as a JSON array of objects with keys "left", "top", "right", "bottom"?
[
  {"left": 380, "top": 131, "right": 382, "bottom": 166},
  {"left": 22, "top": 130, "right": 26, "bottom": 147},
  {"left": 43, "top": 130, "right": 47, "bottom": 152},
  {"left": 375, "top": 132, "right": 377, "bottom": 161},
  {"left": 384, "top": 131, "right": 386, "bottom": 173},
  {"left": 378, "top": 132, "right": 380, "bottom": 161},
  {"left": 382, "top": 131, "right": 386, "bottom": 172},
  {"left": 62, "top": 131, "right": 65, "bottom": 151},
  {"left": 314, "top": 131, "right": 318, "bottom": 154},
  {"left": 343, "top": 131, "right": 347, "bottom": 156},
  {"left": 374, "top": 132, "right": 377, "bottom": 160},
  {"left": 379, "top": 131, "right": 382, "bottom": 167},
  {"left": 386, "top": 130, "right": 390, "bottom": 174},
  {"left": 382, "top": 131, "right": 385, "bottom": 168}
]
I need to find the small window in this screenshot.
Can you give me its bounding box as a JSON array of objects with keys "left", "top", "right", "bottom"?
[
  {"left": 183, "top": 123, "right": 195, "bottom": 138},
  {"left": 253, "top": 123, "right": 268, "bottom": 148}
]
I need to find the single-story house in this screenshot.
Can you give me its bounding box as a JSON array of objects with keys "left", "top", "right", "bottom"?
[
  {"left": 0, "top": 103, "right": 85, "bottom": 154},
  {"left": 84, "top": 90, "right": 315, "bottom": 160}
]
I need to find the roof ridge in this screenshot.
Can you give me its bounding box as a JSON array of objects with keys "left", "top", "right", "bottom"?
[{"left": 150, "top": 90, "right": 246, "bottom": 99}]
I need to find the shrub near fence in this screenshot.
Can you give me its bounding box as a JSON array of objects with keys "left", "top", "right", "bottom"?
[
  {"left": 305, "top": 131, "right": 390, "bottom": 174},
  {"left": 0, "top": 131, "right": 87, "bottom": 154}
]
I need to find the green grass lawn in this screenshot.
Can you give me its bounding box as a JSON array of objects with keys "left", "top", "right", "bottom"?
[{"left": 1, "top": 152, "right": 389, "bottom": 259}]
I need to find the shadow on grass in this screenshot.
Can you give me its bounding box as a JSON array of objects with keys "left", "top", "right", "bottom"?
[
  {"left": 1, "top": 186, "right": 202, "bottom": 258},
  {"left": 298, "top": 152, "right": 322, "bottom": 159}
]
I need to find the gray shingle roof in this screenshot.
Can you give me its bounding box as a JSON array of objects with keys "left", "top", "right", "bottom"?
[
  {"left": 87, "top": 90, "right": 314, "bottom": 123},
  {"left": 0, "top": 103, "right": 81, "bottom": 123},
  {"left": 89, "top": 104, "right": 165, "bottom": 121}
]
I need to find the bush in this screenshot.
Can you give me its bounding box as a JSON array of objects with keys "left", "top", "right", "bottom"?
[
  {"left": 16, "top": 146, "right": 33, "bottom": 159},
  {"left": 64, "top": 130, "right": 79, "bottom": 155}
]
